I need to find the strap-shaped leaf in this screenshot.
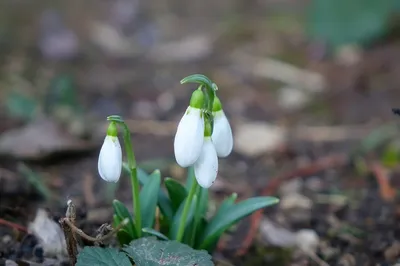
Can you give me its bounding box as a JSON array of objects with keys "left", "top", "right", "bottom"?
[
  {"left": 123, "top": 163, "right": 174, "bottom": 223},
  {"left": 194, "top": 193, "right": 236, "bottom": 249},
  {"left": 140, "top": 170, "right": 161, "bottom": 228},
  {"left": 112, "top": 199, "right": 136, "bottom": 239},
  {"left": 165, "top": 178, "right": 188, "bottom": 212},
  {"left": 169, "top": 195, "right": 197, "bottom": 240},
  {"left": 199, "top": 196, "right": 279, "bottom": 250},
  {"left": 142, "top": 228, "right": 169, "bottom": 241}
]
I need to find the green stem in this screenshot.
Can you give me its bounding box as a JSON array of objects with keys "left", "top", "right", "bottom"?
[
  {"left": 121, "top": 123, "right": 142, "bottom": 238},
  {"left": 108, "top": 115, "right": 142, "bottom": 238},
  {"left": 189, "top": 186, "right": 201, "bottom": 246},
  {"left": 176, "top": 178, "right": 198, "bottom": 242}
]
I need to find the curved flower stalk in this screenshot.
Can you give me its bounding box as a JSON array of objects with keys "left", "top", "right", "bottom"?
[
  {"left": 98, "top": 122, "right": 122, "bottom": 182},
  {"left": 174, "top": 89, "right": 205, "bottom": 167},
  {"left": 211, "top": 96, "right": 233, "bottom": 158}
]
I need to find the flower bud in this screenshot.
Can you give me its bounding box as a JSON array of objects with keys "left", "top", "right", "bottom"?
[
  {"left": 212, "top": 96, "right": 233, "bottom": 157},
  {"left": 174, "top": 90, "right": 205, "bottom": 167},
  {"left": 98, "top": 122, "right": 122, "bottom": 182},
  {"left": 194, "top": 137, "right": 218, "bottom": 188}
]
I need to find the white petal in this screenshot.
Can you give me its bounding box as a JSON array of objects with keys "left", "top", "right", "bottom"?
[
  {"left": 194, "top": 137, "right": 218, "bottom": 188},
  {"left": 212, "top": 110, "right": 233, "bottom": 157},
  {"left": 98, "top": 135, "right": 122, "bottom": 182},
  {"left": 174, "top": 107, "right": 204, "bottom": 167}
]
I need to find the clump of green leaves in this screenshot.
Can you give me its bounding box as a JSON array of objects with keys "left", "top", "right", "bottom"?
[{"left": 114, "top": 166, "right": 278, "bottom": 252}]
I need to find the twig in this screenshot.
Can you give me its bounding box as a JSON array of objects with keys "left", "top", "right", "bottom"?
[
  {"left": 0, "top": 218, "right": 28, "bottom": 232},
  {"left": 60, "top": 200, "right": 129, "bottom": 265},
  {"left": 60, "top": 200, "right": 78, "bottom": 266},
  {"left": 235, "top": 153, "right": 348, "bottom": 256},
  {"left": 371, "top": 162, "right": 396, "bottom": 202},
  {"left": 61, "top": 217, "right": 128, "bottom": 243}
]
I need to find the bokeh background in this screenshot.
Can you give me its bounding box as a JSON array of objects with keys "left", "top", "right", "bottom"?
[{"left": 1, "top": 0, "right": 400, "bottom": 265}]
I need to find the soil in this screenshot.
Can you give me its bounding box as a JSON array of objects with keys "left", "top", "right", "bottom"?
[{"left": 1, "top": 1, "right": 400, "bottom": 266}]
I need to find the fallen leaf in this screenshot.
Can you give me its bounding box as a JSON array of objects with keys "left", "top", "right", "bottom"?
[
  {"left": 28, "top": 208, "right": 67, "bottom": 258},
  {"left": 0, "top": 118, "right": 94, "bottom": 160}
]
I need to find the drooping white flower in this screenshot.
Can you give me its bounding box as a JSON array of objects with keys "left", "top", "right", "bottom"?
[
  {"left": 194, "top": 137, "right": 218, "bottom": 188},
  {"left": 98, "top": 123, "right": 122, "bottom": 182},
  {"left": 174, "top": 89, "right": 205, "bottom": 167},
  {"left": 211, "top": 96, "right": 233, "bottom": 157}
]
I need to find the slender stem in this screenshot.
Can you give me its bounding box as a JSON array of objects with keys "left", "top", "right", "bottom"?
[
  {"left": 120, "top": 122, "right": 142, "bottom": 238},
  {"left": 189, "top": 186, "right": 201, "bottom": 246},
  {"left": 176, "top": 179, "right": 198, "bottom": 242}
]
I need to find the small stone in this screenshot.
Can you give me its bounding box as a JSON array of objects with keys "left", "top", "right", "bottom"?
[
  {"left": 259, "top": 218, "right": 296, "bottom": 247},
  {"left": 5, "top": 260, "right": 18, "bottom": 266},
  {"left": 234, "top": 122, "right": 287, "bottom": 157},
  {"left": 295, "top": 229, "right": 319, "bottom": 253},
  {"left": 280, "top": 193, "right": 312, "bottom": 210}
]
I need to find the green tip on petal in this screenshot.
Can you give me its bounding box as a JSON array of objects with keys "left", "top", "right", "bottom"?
[
  {"left": 106, "top": 121, "right": 118, "bottom": 137},
  {"left": 189, "top": 89, "right": 205, "bottom": 109},
  {"left": 212, "top": 96, "right": 223, "bottom": 112},
  {"left": 204, "top": 118, "right": 212, "bottom": 137}
]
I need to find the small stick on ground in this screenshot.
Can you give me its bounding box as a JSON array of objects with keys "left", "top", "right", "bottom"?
[
  {"left": 235, "top": 153, "right": 348, "bottom": 256},
  {"left": 60, "top": 200, "right": 79, "bottom": 266},
  {"left": 0, "top": 218, "right": 28, "bottom": 233},
  {"left": 60, "top": 200, "right": 128, "bottom": 265},
  {"left": 371, "top": 162, "right": 396, "bottom": 202}
]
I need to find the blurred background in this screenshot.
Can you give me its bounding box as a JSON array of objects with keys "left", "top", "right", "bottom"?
[{"left": 1, "top": 0, "right": 400, "bottom": 265}]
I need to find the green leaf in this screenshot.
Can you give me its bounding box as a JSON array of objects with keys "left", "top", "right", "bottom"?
[
  {"left": 157, "top": 191, "right": 174, "bottom": 225},
  {"left": 381, "top": 142, "right": 400, "bottom": 167},
  {"left": 112, "top": 199, "right": 136, "bottom": 239},
  {"left": 122, "top": 163, "right": 149, "bottom": 185},
  {"left": 76, "top": 247, "right": 131, "bottom": 266},
  {"left": 140, "top": 170, "right": 161, "bottom": 228},
  {"left": 122, "top": 163, "right": 174, "bottom": 222},
  {"left": 194, "top": 193, "right": 236, "bottom": 249},
  {"left": 123, "top": 237, "right": 214, "bottom": 266},
  {"left": 142, "top": 228, "right": 169, "bottom": 241},
  {"left": 307, "top": 0, "right": 395, "bottom": 48},
  {"left": 169, "top": 195, "right": 197, "bottom": 240},
  {"left": 117, "top": 229, "right": 133, "bottom": 246},
  {"left": 6, "top": 91, "right": 37, "bottom": 120},
  {"left": 199, "top": 196, "right": 279, "bottom": 250},
  {"left": 165, "top": 178, "right": 188, "bottom": 212},
  {"left": 188, "top": 187, "right": 208, "bottom": 246},
  {"left": 218, "top": 193, "right": 238, "bottom": 214}
]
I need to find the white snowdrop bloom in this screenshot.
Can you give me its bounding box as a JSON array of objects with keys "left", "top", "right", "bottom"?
[
  {"left": 174, "top": 90, "right": 205, "bottom": 167},
  {"left": 98, "top": 134, "right": 122, "bottom": 182},
  {"left": 212, "top": 110, "right": 233, "bottom": 157},
  {"left": 194, "top": 137, "right": 218, "bottom": 188},
  {"left": 212, "top": 96, "right": 233, "bottom": 157}
]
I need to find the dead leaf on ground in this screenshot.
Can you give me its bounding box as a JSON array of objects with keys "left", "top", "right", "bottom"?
[
  {"left": 0, "top": 118, "right": 95, "bottom": 160},
  {"left": 28, "top": 208, "right": 67, "bottom": 258}
]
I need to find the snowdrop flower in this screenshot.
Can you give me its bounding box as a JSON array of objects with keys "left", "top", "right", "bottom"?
[
  {"left": 98, "top": 122, "right": 122, "bottom": 182},
  {"left": 212, "top": 96, "right": 233, "bottom": 157},
  {"left": 194, "top": 121, "right": 218, "bottom": 188},
  {"left": 174, "top": 89, "right": 205, "bottom": 167}
]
